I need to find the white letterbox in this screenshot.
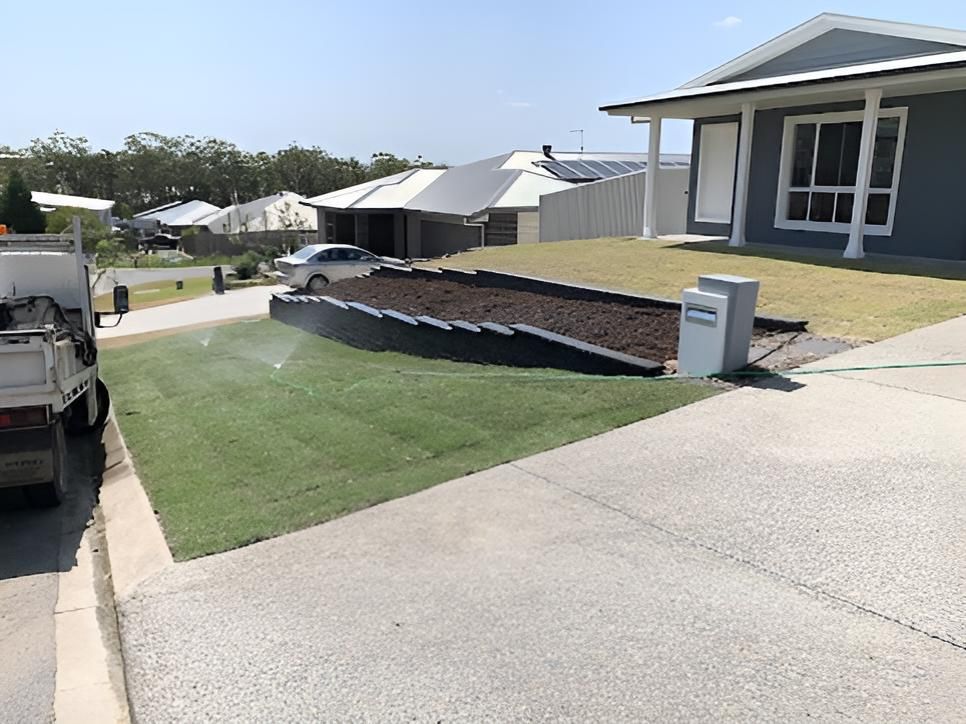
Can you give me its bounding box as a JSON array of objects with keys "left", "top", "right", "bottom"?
[
  {"left": 678, "top": 288, "right": 730, "bottom": 376},
  {"left": 677, "top": 274, "right": 760, "bottom": 376}
]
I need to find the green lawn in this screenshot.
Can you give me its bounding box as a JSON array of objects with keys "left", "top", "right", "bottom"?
[
  {"left": 95, "top": 276, "right": 212, "bottom": 312},
  {"left": 100, "top": 320, "right": 717, "bottom": 560},
  {"left": 431, "top": 238, "right": 966, "bottom": 341}
]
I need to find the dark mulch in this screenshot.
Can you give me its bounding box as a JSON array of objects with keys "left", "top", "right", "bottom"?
[{"left": 325, "top": 275, "right": 749, "bottom": 363}]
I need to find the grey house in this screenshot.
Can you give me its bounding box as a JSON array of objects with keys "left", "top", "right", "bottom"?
[{"left": 602, "top": 13, "right": 966, "bottom": 260}]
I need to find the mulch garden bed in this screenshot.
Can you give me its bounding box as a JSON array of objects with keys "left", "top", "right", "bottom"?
[{"left": 324, "top": 274, "right": 771, "bottom": 363}]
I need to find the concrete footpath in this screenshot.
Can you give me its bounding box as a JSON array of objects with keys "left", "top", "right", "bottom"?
[
  {"left": 97, "top": 285, "right": 286, "bottom": 341},
  {"left": 117, "top": 315, "right": 966, "bottom": 721}
]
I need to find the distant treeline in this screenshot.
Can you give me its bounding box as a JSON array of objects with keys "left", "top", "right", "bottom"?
[{"left": 0, "top": 131, "right": 439, "bottom": 218}]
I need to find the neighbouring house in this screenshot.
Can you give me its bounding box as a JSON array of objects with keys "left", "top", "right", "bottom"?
[
  {"left": 302, "top": 150, "right": 689, "bottom": 259},
  {"left": 131, "top": 199, "right": 220, "bottom": 236},
  {"left": 197, "top": 192, "right": 317, "bottom": 235},
  {"left": 31, "top": 191, "right": 115, "bottom": 227},
  {"left": 601, "top": 13, "right": 966, "bottom": 260}
]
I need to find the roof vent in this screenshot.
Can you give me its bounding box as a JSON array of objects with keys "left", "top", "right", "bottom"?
[{"left": 542, "top": 144, "right": 555, "bottom": 160}]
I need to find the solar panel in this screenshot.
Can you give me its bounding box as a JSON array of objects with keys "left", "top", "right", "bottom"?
[
  {"left": 581, "top": 160, "right": 617, "bottom": 178},
  {"left": 542, "top": 161, "right": 582, "bottom": 180},
  {"left": 536, "top": 158, "right": 685, "bottom": 181}
]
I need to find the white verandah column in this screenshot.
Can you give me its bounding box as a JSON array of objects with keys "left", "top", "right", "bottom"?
[
  {"left": 643, "top": 116, "right": 662, "bottom": 238},
  {"left": 729, "top": 102, "right": 756, "bottom": 247},
  {"left": 844, "top": 88, "right": 883, "bottom": 259}
]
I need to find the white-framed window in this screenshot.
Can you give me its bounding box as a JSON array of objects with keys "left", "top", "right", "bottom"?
[{"left": 774, "top": 107, "right": 907, "bottom": 236}]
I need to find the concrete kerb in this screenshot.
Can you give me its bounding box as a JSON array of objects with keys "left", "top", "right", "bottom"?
[
  {"left": 99, "top": 413, "right": 173, "bottom": 601},
  {"left": 51, "top": 415, "right": 166, "bottom": 724}
]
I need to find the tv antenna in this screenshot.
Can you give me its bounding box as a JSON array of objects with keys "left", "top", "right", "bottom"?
[{"left": 570, "top": 129, "right": 584, "bottom": 154}]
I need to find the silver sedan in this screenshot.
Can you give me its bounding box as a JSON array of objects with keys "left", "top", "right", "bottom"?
[{"left": 273, "top": 244, "right": 404, "bottom": 292}]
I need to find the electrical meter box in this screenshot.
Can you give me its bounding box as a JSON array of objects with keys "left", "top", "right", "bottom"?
[{"left": 677, "top": 274, "right": 760, "bottom": 376}]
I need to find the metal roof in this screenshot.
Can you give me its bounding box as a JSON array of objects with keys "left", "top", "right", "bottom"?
[
  {"left": 682, "top": 13, "right": 966, "bottom": 89},
  {"left": 600, "top": 49, "right": 966, "bottom": 116},
  {"left": 405, "top": 151, "right": 675, "bottom": 217},
  {"left": 31, "top": 191, "right": 114, "bottom": 212},
  {"left": 201, "top": 192, "right": 317, "bottom": 233},
  {"left": 301, "top": 151, "right": 683, "bottom": 219},
  {"left": 133, "top": 199, "right": 220, "bottom": 226},
  {"left": 303, "top": 169, "right": 446, "bottom": 210}
]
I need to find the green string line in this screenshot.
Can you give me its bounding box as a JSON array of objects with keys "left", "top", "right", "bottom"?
[{"left": 269, "top": 359, "right": 966, "bottom": 391}]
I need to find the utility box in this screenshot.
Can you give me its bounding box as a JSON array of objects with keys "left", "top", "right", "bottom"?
[{"left": 677, "top": 274, "right": 760, "bottom": 376}]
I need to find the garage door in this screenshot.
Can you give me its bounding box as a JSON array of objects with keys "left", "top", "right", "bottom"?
[{"left": 421, "top": 221, "right": 481, "bottom": 258}]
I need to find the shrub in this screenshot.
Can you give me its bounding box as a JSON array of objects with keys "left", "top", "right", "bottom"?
[
  {"left": 232, "top": 251, "right": 262, "bottom": 280},
  {"left": 95, "top": 238, "right": 125, "bottom": 266}
]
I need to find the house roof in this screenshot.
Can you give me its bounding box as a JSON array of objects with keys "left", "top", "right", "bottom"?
[
  {"left": 601, "top": 13, "right": 966, "bottom": 119},
  {"left": 682, "top": 13, "right": 966, "bottom": 89},
  {"left": 302, "top": 169, "right": 446, "bottom": 210},
  {"left": 31, "top": 191, "right": 114, "bottom": 212},
  {"left": 304, "top": 151, "right": 682, "bottom": 219},
  {"left": 133, "top": 199, "right": 220, "bottom": 226},
  {"left": 201, "top": 192, "right": 317, "bottom": 233},
  {"left": 601, "top": 48, "right": 966, "bottom": 118}
]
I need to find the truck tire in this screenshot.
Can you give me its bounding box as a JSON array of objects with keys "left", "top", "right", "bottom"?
[
  {"left": 66, "top": 378, "right": 111, "bottom": 436},
  {"left": 24, "top": 420, "right": 67, "bottom": 508}
]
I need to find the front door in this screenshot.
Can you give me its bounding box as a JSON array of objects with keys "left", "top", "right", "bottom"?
[{"left": 695, "top": 121, "right": 738, "bottom": 224}]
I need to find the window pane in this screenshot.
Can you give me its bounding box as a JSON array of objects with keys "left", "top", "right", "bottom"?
[
  {"left": 839, "top": 122, "right": 862, "bottom": 185},
  {"left": 815, "top": 123, "right": 844, "bottom": 186},
  {"left": 790, "top": 124, "right": 816, "bottom": 187},
  {"left": 866, "top": 193, "right": 891, "bottom": 225},
  {"left": 787, "top": 191, "right": 809, "bottom": 220},
  {"left": 835, "top": 193, "right": 854, "bottom": 223},
  {"left": 809, "top": 192, "right": 835, "bottom": 222},
  {"left": 871, "top": 116, "right": 900, "bottom": 188}
]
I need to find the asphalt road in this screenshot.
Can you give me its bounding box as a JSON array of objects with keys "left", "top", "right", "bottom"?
[
  {"left": 118, "top": 316, "right": 966, "bottom": 721},
  {"left": 0, "top": 436, "right": 104, "bottom": 723}
]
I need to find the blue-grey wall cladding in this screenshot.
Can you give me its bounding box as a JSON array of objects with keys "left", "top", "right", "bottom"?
[
  {"left": 269, "top": 294, "right": 665, "bottom": 377},
  {"left": 689, "top": 89, "right": 966, "bottom": 260}
]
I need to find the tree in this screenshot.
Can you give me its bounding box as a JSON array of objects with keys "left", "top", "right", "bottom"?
[
  {"left": 366, "top": 152, "right": 432, "bottom": 181},
  {"left": 0, "top": 131, "right": 440, "bottom": 216},
  {"left": 44, "top": 206, "right": 110, "bottom": 252},
  {"left": 0, "top": 170, "right": 46, "bottom": 232}
]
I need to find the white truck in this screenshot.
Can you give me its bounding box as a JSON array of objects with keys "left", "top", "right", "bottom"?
[{"left": 0, "top": 221, "right": 128, "bottom": 507}]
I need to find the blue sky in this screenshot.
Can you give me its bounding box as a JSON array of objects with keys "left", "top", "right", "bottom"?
[{"left": 6, "top": 0, "right": 966, "bottom": 164}]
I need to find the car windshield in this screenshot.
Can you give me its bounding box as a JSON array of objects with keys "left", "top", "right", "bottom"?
[{"left": 290, "top": 246, "right": 319, "bottom": 260}]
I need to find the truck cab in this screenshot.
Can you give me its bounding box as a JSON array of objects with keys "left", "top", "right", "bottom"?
[{"left": 0, "top": 224, "right": 127, "bottom": 506}]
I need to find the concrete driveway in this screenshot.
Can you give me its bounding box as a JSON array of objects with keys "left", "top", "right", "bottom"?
[
  {"left": 92, "top": 266, "right": 225, "bottom": 296},
  {"left": 118, "top": 315, "right": 966, "bottom": 721},
  {"left": 97, "top": 285, "right": 287, "bottom": 340}
]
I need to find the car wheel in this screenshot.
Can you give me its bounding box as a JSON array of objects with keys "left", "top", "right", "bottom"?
[
  {"left": 24, "top": 420, "right": 66, "bottom": 508},
  {"left": 307, "top": 275, "right": 329, "bottom": 293}
]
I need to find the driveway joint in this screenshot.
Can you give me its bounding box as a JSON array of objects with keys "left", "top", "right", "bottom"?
[{"left": 510, "top": 460, "right": 966, "bottom": 654}]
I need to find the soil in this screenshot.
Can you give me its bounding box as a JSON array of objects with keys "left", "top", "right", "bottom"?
[{"left": 324, "top": 275, "right": 763, "bottom": 363}]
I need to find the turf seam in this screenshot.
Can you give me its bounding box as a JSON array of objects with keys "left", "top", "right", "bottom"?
[{"left": 511, "top": 462, "right": 966, "bottom": 654}]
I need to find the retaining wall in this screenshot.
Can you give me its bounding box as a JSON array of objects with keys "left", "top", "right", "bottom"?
[{"left": 270, "top": 294, "right": 664, "bottom": 377}]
